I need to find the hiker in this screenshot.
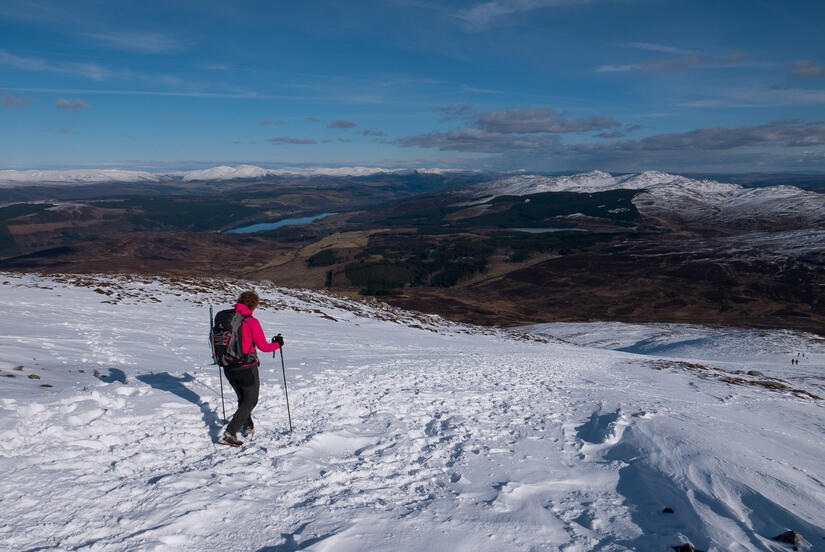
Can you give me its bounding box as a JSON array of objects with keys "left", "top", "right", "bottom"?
[{"left": 221, "top": 290, "right": 284, "bottom": 446}]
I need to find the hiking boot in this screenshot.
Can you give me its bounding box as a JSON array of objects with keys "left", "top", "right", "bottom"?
[
  {"left": 220, "top": 431, "right": 243, "bottom": 447},
  {"left": 242, "top": 419, "right": 254, "bottom": 439}
]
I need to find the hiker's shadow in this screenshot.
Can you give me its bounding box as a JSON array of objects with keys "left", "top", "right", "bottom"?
[{"left": 136, "top": 372, "right": 223, "bottom": 442}]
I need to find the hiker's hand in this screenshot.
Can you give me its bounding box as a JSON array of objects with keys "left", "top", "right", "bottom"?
[{"left": 272, "top": 335, "right": 284, "bottom": 347}]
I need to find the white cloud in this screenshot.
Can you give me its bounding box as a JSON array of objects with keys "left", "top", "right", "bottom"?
[
  {"left": 56, "top": 98, "right": 90, "bottom": 110},
  {"left": 477, "top": 107, "right": 620, "bottom": 133},
  {"left": 793, "top": 60, "right": 825, "bottom": 78},
  {"left": 328, "top": 120, "right": 358, "bottom": 129},
  {"left": 1, "top": 93, "right": 31, "bottom": 107}
]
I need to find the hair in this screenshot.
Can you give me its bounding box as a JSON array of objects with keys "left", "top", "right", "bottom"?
[{"left": 237, "top": 290, "right": 260, "bottom": 311}]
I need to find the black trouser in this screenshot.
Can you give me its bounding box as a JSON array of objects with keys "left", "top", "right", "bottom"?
[{"left": 224, "top": 363, "right": 260, "bottom": 435}]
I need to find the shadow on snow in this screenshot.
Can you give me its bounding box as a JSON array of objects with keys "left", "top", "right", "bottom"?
[{"left": 136, "top": 371, "right": 223, "bottom": 442}]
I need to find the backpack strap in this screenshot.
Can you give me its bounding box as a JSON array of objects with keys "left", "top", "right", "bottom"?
[{"left": 239, "top": 314, "right": 252, "bottom": 354}]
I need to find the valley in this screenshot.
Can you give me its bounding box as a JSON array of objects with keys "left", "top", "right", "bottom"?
[{"left": 1, "top": 168, "right": 823, "bottom": 335}]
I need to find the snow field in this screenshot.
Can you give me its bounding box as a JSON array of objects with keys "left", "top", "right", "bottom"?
[{"left": 1, "top": 273, "right": 824, "bottom": 551}]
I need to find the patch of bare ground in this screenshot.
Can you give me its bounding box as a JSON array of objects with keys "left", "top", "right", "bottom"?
[{"left": 648, "top": 359, "right": 822, "bottom": 400}]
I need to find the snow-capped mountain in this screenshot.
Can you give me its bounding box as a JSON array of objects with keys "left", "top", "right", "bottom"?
[
  {"left": 177, "top": 164, "right": 273, "bottom": 181},
  {"left": 0, "top": 165, "right": 458, "bottom": 187},
  {"left": 1, "top": 272, "right": 824, "bottom": 551},
  {"left": 0, "top": 168, "right": 162, "bottom": 186},
  {"left": 473, "top": 170, "right": 738, "bottom": 196},
  {"left": 471, "top": 170, "right": 825, "bottom": 227}
]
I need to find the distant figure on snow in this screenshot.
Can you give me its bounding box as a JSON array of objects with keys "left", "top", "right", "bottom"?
[{"left": 221, "top": 291, "right": 284, "bottom": 446}]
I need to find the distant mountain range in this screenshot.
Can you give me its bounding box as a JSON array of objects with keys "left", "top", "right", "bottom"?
[
  {"left": 469, "top": 170, "right": 825, "bottom": 228},
  {"left": 3, "top": 165, "right": 823, "bottom": 230},
  {"left": 0, "top": 164, "right": 460, "bottom": 187}
]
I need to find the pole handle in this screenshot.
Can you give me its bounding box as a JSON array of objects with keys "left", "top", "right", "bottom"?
[{"left": 273, "top": 333, "right": 283, "bottom": 358}]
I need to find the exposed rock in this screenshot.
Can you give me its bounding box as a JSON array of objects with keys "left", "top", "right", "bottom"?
[
  {"left": 663, "top": 507, "right": 675, "bottom": 514},
  {"left": 773, "top": 530, "right": 804, "bottom": 544},
  {"left": 747, "top": 370, "right": 765, "bottom": 377},
  {"left": 672, "top": 544, "right": 704, "bottom": 552},
  {"left": 27, "top": 374, "right": 40, "bottom": 379}
]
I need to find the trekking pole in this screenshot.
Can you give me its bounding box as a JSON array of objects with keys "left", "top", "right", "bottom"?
[
  {"left": 210, "top": 305, "right": 226, "bottom": 421},
  {"left": 274, "top": 333, "right": 293, "bottom": 432}
]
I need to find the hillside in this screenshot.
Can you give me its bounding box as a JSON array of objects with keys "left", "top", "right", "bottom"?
[{"left": 1, "top": 272, "right": 824, "bottom": 551}]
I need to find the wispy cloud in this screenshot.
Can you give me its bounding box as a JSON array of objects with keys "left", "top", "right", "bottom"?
[
  {"left": 0, "top": 49, "right": 110, "bottom": 80},
  {"left": 0, "top": 50, "right": 197, "bottom": 88},
  {"left": 362, "top": 129, "right": 385, "bottom": 136},
  {"left": 260, "top": 119, "right": 285, "bottom": 126},
  {"left": 624, "top": 42, "right": 698, "bottom": 56},
  {"left": 398, "top": 128, "right": 562, "bottom": 153},
  {"left": 595, "top": 130, "right": 625, "bottom": 138},
  {"left": 1, "top": 93, "right": 31, "bottom": 107},
  {"left": 81, "top": 31, "right": 190, "bottom": 54},
  {"left": 5, "top": 86, "right": 302, "bottom": 101},
  {"left": 456, "top": 0, "right": 599, "bottom": 32},
  {"left": 306, "top": 116, "right": 321, "bottom": 122},
  {"left": 437, "top": 103, "right": 474, "bottom": 122},
  {"left": 56, "top": 98, "right": 90, "bottom": 110},
  {"left": 597, "top": 55, "right": 702, "bottom": 73},
  {"left": 267, "top": 137, "right": 317, "bottom": 145},
  {"left": 792, "top": 60, "right": 825, "bottom": 78},
  {"left": 0, "top": 2, "right": 189, "bottom": 54},
  {"left": 598, "top": 46, "right": 762, "bottom": 74},
  {"left": 676, "top": 86, "right": 825, "bottom": 108},
  {"left": 327, "top": 120, "right": 357, "bottom": 129}
]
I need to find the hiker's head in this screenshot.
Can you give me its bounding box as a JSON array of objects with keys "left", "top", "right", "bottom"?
[{"left": 237, "top": 291, "right": 260, "bottom": 311}]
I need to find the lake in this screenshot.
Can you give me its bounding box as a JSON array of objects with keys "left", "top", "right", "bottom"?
[
  {"left": 225, "top": 212, "right": 337, "bottom": 234},
  {"left": 506, "top": 227, "right": 589, "bottom": 233}
]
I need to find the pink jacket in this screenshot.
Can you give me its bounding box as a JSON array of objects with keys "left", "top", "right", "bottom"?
[{"left": 235, "top": 303, "right": 281, "bottom": 356}]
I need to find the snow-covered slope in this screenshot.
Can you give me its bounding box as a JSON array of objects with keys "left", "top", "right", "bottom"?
[
  {"left": 471, "top": 171, "right": 825, "bottom": 227},
  {"left": 0, "top": 165, "right": 458, "bottom": 187},
  {"left": 1, "top": 273, "right": 824, "bottom": 551}
]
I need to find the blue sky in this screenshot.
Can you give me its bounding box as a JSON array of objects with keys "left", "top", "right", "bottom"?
[{"left": 1, "top": 0, "right": 824, "bottom": 173}]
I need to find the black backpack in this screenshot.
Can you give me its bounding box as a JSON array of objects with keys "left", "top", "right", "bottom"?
[{"left": 211, "top": 309, "right": 254, "bottom": 369}]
